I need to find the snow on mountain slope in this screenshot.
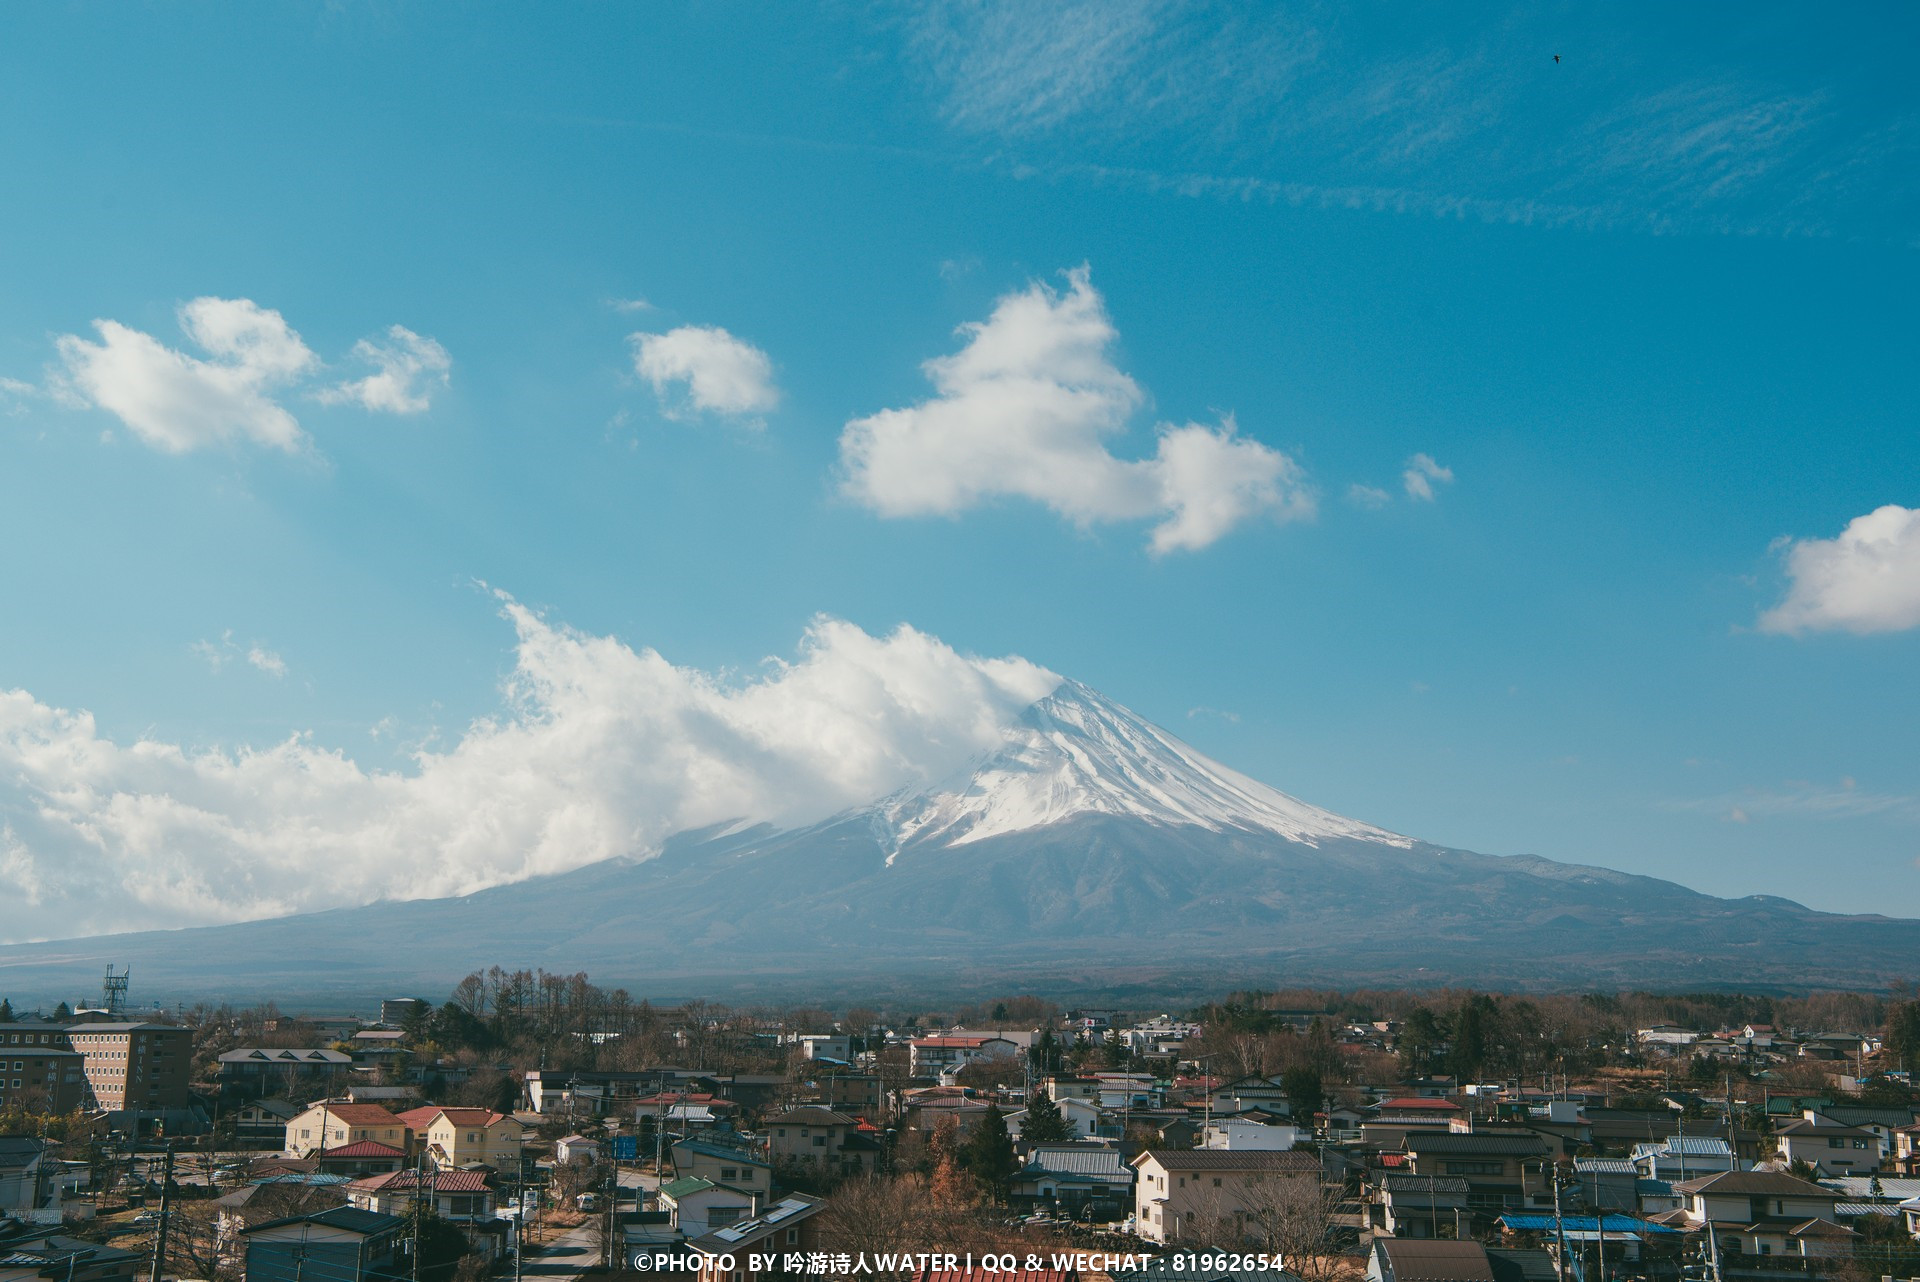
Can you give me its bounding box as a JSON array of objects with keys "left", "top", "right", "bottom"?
[{"left": 870, "top": 679, "right": 1412, "bottom": 858}]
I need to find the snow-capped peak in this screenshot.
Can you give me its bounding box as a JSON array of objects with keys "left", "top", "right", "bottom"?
[{"left": 871, "top": 679, "right": 1410, "bottom": 858}]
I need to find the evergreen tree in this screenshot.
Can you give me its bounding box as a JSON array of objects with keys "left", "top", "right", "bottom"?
[
  {"left": 1281, "top": 1066, "right": 1324, "bottom": 1124},
  {"left": 1029, "top": 1028, "right": 1064, "bottom": 1075},
  {"left": 1884, "top": 1000, "right": 1920, "bottom": 1075},
  {"left": 1398, "top": 1006, "right": 1443, "bottom": 1076},
  {"left": 1449, "top": 995, "right": 1497, "bottom": 1082},
  {"left": 1023, "top": 1089, "right": 1072, "bottom": 1144},
  {"left": 962, "top": 1104, "right": 1017, "bottom": 1201}
]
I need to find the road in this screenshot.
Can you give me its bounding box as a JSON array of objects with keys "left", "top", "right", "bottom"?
[{"left": 521, "top": 1220, "right": 606, "bottom": 1277}]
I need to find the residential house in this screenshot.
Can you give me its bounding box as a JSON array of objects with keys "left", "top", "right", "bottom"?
[
  {"left": 1492, "top": 1214, "right": 1681, "bottom": 1267},
  {"left": 0, "top": 1224, "right": 141, "bottom": 1282},
  {"left": 1894, "top": 1123, "right": 1920, "bottom": 1177},
  {"left": 1368, "top": 1238, "right": 1496, "bottom": 1282},
  {"left": 687, "top": 1194, "right": 828, "bottom": 1282},
  {"left": 1374, "top": 1175, "right": 1470, "bottom": 1239},
  {"left": 554, "top": 1134, "right": 600, "bottom": 1166},
  {"left": 899, "top": 1089, "right": 994, "bottom": 1140},
  {"left": 909, "top": 1035, "right": 1017, "bottom": 1078},
  {"left": 0, "top": 1140, "right": 56, "bottom": 1223},
  {"left": 658, "top": 1176, "right": 761, "bottom": 1235},
  {"left": 1009, "top": 1144, "right": 1133, "bottom": 1217},
  {"left": 216, "top": 1048, "right": 353, "bottom": 1099},
  {"left": 1666, "top": 1170, "right": 1853, "bottom": 1264},
  {"left": 672, "top": 1137, "right": 772, "bottom": 1198},
  {"left": 1568, "top": 1159, "right": 1639, "bottom": 1213},
  {"left": 345, "top": 1168, "right": 498, "bottom": 1223},
  {"left": 1802, "top": 1106, "right": 1911, "bottom": 1162},
  {"left": 241, "top": 1206, "right": 406, "bottom": 1282},
  {"left": 764, "top": 1107, "right": 879, "bottom": 1176},
  {"left": 1402, "top": 1131, "right": 1551, "bottom": 1222},
  {"left": 232, "top": 1099, "right": 300, "bottom": 1148},
  {"left": 1771, "top": 1119, "right": 1879, "bottom": 1176},
  {"left": 796, "top": 1071, "right": 883, "bottom": 1115},
  {"left": 1636, "top": 1026, "right": 1703, "bottom": 1051},
  {"left": 789, "top": 1034, "right": 853, "bottom": 1062},
  {"left": 211, "top": 1180, "right": 352, "bottom": 1271},
  {"left": 1200, "top": 1118, "right": 1303, "bottom": 1151},
  {"left": 1630, "top": 1135, "right": 1739, "bottom": 1182},
  {"left": 1130, "top": 1148, "right": 1320, "bottom": 1245},
  {"left": 396, "top": 1106, "right": 524, "bottom": 1170},
  {"left": 283, "top": 1102, "right": 409, "bottom": 1156},
  {"left": 1208, "top": 1074, "right": 1294, "bottom": 1118},
  {"left": 313, "top": 1141, "right": 410, "bottom": 1178}
]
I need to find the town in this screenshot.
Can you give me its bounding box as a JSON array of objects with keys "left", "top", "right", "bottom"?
[{"left": 2, "top": 971, "right": 1919, "bottom": 1282}]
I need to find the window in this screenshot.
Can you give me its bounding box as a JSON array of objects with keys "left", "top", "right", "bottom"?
[
  {"left": 1212, "top": 1178, "right": 1222, "bottom": 1187},
  {"left": 721, "top": 1168, "right": 737, "bottom": 1180},
  {"left": 785, "top": 1229, "right": 799, "bottom": 1245},
  {"left": 813, "top": 1136, "right": 826, "bottom": 1147}
]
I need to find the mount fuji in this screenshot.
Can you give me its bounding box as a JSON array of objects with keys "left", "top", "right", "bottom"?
[{"left": 2, "top": 680, "right": 1915, "bottom": 1002}]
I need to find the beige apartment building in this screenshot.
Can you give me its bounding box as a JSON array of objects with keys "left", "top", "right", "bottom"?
[{"left": 66, "top": 1022, "right": 192, "bottom": 1111}]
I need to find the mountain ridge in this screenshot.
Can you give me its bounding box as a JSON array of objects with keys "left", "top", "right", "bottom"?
[{"left": 0, "top": 679, "right": 1911, "bottom": 1004}]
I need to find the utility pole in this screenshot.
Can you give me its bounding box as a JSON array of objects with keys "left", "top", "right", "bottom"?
[
  {"left": 1550, "top": 1165, "right": 1570, "bottom": 1282},
  {"left": 147, "top": 1143, "right": 175, "bottom": 1282},
  {"left": 411, "top": 1151, "right": 430, "bottom": 1282}
]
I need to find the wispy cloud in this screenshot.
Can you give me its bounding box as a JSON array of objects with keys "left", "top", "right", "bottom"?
[
  {"left": 905, "top": 2, "right": 1914, "bottom": 243},
  {"left": 1402, "top": 453, "right": 1454, "bottom": 502},
  {"left": 193, "top": 630, "right": 288, "bottom": 678},
  {"left": 317, "top": 325, "right": 451, "bottom": 415},
  {"left": 1666, "top": 778, "right": 1919, "bottom": 825}
]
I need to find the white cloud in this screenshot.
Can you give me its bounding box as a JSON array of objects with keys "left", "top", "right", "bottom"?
[
  {"left": 1402, "top": 452, "right": 1454, "bottom": 501},
  {"left": 608, "top": 297, "right": 656, "bottom": 314},
  {"left": 1347, "top": 483, "right": 1392, "bottom": 509},
  {"left": 837, "top": 266, "right": 1312, "bottom": 552},
  {"left": 54, "top": 298, "right": 317, "bottom": 452},
  {"left": 319, "top": 325, "right": 451, "bottom": 414},
  {"left": 50, "top": 299, "right": 450, "bottom": 451},
  {"left": 631, "top": 325, "right": 779, "bottom": 419},
  {"left": 247, "top": 647, "right": 288, "bottom": 678},
  {"left": 0, "top": 600, "right": 1059, "bottom": 941},
  {"left": 1759, "top": 504, "right": 1920, "bottom": 635}
]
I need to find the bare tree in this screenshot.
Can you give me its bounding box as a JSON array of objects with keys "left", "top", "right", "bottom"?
[{"left": 1241, "top": 1173, "right": 1357, "bottom": 1282}]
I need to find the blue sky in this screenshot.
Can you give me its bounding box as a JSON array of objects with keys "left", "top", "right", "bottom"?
[{"left": 0, "top": 2, "right": 1916, "bottom": 938}]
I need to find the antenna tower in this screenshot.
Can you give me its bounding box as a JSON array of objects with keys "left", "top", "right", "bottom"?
[{"left": 101, "top": 965, "right": 130, "bottom": 1017}]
